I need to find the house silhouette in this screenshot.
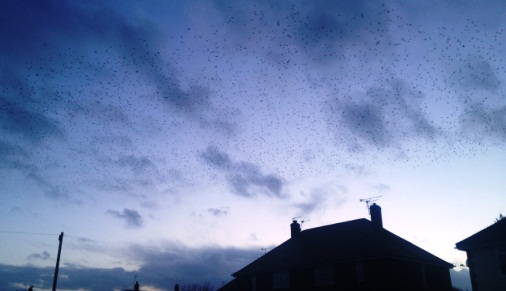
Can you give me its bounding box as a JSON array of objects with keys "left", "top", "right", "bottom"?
[
  {"left": 456, "top": 217, "right": 506, "bottom": 290},
  {"left": 219, "top": 204, "right": 453, "bottom": 291}
]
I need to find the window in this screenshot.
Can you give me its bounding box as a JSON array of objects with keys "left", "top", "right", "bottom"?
[
  {"left": 498, "top": 246, "right": 506, "bottom": 275},
  {"left": 273, "top": 271, "right": 289, "bottom": 289},
  {"left": 251, "top": 276, "right": 257, "bottom": 291},
  {"left": 314, "top": 266, "right": 335, "bottom": 286}
]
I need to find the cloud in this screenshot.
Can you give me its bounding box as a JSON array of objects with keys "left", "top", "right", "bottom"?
[
  {"left": 460, "top": 103, "right": 506, "bottom": 141},
  {"left": 107, "top": 154, "right": 159, "bottom": 176},
  {"left": 26, "top": 172, "right": 82, "bottom": 203},
  {"left": 210, "top": 0, "right": 391, "bottom": 64},
  {"left": 0, "top": 140, "right": 32, "bottom": 171},
  {"left": 132, "top": 245, "right": 260, "bottom": 288},
  {"left": 26, "top": 251, "right": 51, "bottom": 261},
  {"left": 372, "top": 183, "right": 390, "bottom": 192},
  {"left": 0, "top": 94, "right": 63, "bottom": 142},
  {"left": 0, "top": 244, "right": 261, "bottom": 290},
  {"left": 0, "top": 0, "right": 237, "bottom": 147},
  {"left": 208, "top": 207, "right": 230, "bottom": 217},
  {"left": 293, "top": 190, "right": 327, "bottom": 216},
  {"left": 453, "top": 56, "right": 501, "bottom": 91},
  {"left": 0, "top": 264, "right": 135, "bottom": 291},
  {"left": 325, "top": 78, "right": 439, "bottom": 151},
  {"left": 200, "top": 146, "right": 285, "bottom": 198},
  {"left": 450, "top": 268, "right": 472, "bottom": 291},
  {"left": 293, "top": 186, "right": 347, "bottom": 217},
  {"left": 106, "top": 208, "right": 144, "bottom": 228}
]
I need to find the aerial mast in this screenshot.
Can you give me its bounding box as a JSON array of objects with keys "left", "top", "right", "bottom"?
[{"left": 359, "top": 196, "right": 382, "bottom": 215}]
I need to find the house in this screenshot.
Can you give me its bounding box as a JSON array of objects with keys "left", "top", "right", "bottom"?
[
  {"left": 456, "top": 217, "right": 506, "bottom": 291},
  {"left": 219, "top": 204, "right": 453, "bottom": 291}
]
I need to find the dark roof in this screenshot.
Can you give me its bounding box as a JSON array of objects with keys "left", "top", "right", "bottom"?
[
  {"left": 456, "top": 218, "right": 506, "bottom": 251},
  {"left": 234, "top": 218, "right": 452, "bottom": 277}
]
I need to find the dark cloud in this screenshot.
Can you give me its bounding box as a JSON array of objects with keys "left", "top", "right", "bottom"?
[
  {"left": 460, "top": 104, "right": 506, "bottom": 141},
  {"left": 0, "top": 264, "right": 135, "bottom": 291},
  {"left": 109, "top": 154, "right": 159, "bottom": 176},
  {"left": 200, "top": 146, "right": 234, "bottom": 170},
  {"left": 0, "top": 94, "right": 63, "bottom": 142},
  {"left": 200, "top": 146, "right": 285, "bottom": 198},
  {"left": 0, "top": 0, "right": 236, "bottom": 148},
  {"left": 293, "top": 190, "right": 327, "bottom": 216},
  {"left": 26, "top": 251, "right": 51, "bottom": 261},
  {"left": 453, "top": 56, "right": 501, "bottom": 91},
  {"left": 106, "top": 208, "right": 144, "bottom": 228},
  {"left": 344, "top": 164, "right": 369, "bottom": 176},
  {"left": 372, "top": 183, "right": 390, "bottom": 192},
  {"left": 26, "top": 172, "right": 82, "bottom": 203},
  {"left": 293, "top": 187, "right": 347, "bottom": 217},
  {"left": 341, "top": 102, "right": 388, "bottom": 147},
  {"left": 208, "top": 207, "right": 230, "bottom": 217},
  {"left": 132, "top": 245, "right": 260, "bottom": 288},
  {"left": 0, "top": 245, "right": 261, "bottom": 290},
  {"left": 212, "top": 0, "right": 391, "bottom": 64},
  {"left": 0, "top": 141, "right": 32, "bottom": 171},
  {"left": 326, "top": 79, "right": 439, "bottom": 150}
]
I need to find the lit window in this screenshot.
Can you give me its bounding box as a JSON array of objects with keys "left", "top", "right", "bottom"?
[
  {"left": 314, "top": 266, "right": 335, "bottom": 286},
  {"left": 273, "top": 271, "right": 289, "bottom": 289}
]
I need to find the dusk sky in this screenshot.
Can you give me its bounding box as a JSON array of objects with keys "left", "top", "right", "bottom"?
[{"left": 1, "top": 1, "right": 505, "bottom": 290}]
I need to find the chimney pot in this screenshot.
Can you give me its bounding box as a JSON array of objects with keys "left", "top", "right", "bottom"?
[
  {"left": 370, "top": 203, "right": 383, "bottom": 228},
  {"left": 290, "top": 220, "right": 301, "bottom": 238}
]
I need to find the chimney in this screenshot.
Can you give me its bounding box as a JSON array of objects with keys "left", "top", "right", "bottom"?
[
  {"left": 370, "top": 203, "right": 383, "bottom": 228},
  {"left": 290, "top": 220, "right": 301, "bottom": 238}
]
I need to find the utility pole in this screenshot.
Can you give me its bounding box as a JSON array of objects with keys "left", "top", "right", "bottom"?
[{"left": 52, "top": 232, "right": 64, "bottom": 291}]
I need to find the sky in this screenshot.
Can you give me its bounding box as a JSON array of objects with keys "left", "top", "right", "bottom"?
[{"left": 1, "top": 0, "right": 505, "bottom": 290}]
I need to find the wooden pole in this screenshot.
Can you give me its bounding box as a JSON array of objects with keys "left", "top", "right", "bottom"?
[{"left": 52, "top": 232, "right": 64, "bottom": 291}]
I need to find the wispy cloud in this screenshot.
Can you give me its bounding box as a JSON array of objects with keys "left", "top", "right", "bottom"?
[
  {"left": 293, "top": 186, "right": 347, "bottom": 217},
  {"left": 207, "top": 207, "right": 230, "bottom": 217},
  {"left": 26, "top": 251, "right": 51, "bottom": 261},
  {"left": 106, "top": 208, "right": 144, "bottom": 228},
  {"left": 200, "top": 146, "right": 285, "bottom": 198}
]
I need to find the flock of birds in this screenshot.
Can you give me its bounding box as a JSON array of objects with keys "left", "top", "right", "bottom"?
[
  {"left": 1, "top": 1, "right": 504, "bottom": 290},
  {"left": 1, "top": 0, "right": 504, "bottom": 202}
]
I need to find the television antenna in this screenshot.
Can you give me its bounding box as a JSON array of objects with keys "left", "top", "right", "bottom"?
[
  {"left": 359, "top": 196, "right": 382, "bottom": 214},
  {"left": 292, "top": 217, "right": 310, "bottom": 229}
]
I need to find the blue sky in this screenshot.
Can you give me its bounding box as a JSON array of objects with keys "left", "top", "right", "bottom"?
[{"left": 1, "top": 0, "right": 505, "bottom": 290}]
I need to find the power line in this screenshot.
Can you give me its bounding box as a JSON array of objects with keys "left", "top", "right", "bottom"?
[{"left": 0, "top": 230, "right": 60, "bottom": 236}]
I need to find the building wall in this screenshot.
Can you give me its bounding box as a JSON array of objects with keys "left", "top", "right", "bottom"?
[
  {"left": 467, "top": 247, "right": 506, "bottom": 291},
  {"left": 234, "top": 259, "right": 451, "bottom": 291}
]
